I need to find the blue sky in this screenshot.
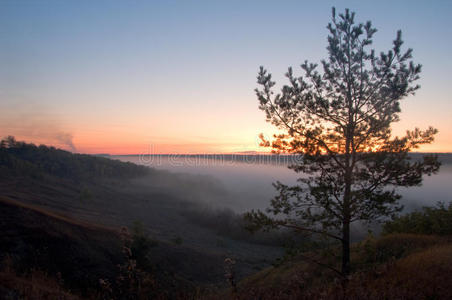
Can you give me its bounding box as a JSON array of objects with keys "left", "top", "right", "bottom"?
[{"left": 1, "top": 0, "right": 451, "bottom": 153}]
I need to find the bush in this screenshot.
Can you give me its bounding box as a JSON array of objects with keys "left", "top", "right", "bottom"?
[
  {"left": 129, "top": 221, "right": 158, "bottom": 271},
  {"left": 373, "top": 234, "right": 441, "bottom": 262},
  {"left": 383, "top": 202, "right": 452, "bottom": 235}
]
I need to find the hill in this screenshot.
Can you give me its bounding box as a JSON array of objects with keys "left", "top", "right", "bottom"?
[
  {"left": 0, "top": 195, "right": 124, "bottom": 298},
  {"left": 0, "top": 137, "right": 284, "bottom": 298},
  {"left": 3, "top": 137, "right": 450, "bottom": 299},
  {"left": 212, "top": 233, "right": 452, "bottom": 299}
]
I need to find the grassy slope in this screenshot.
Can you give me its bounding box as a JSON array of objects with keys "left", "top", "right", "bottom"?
[
  {"left": 0, "top": 192, "right": 241, "bottom": 299},
  {"left": 0, "top": 269, "right": 81, "bottom": 300},
  {"left": 0, "top": 169, "right": 257, "bottom": 287},
  {"left": 0, "top": 141, "right": 249, "bottom": 298},
  {"left": 221, "top": 233, "right": 452, "bottom": 299},
  {"left": 0, "top": 141, "right": 282, "bottom": 289},
  {"left": 0, "top": 195, "right": 124, "bottom": 298}
]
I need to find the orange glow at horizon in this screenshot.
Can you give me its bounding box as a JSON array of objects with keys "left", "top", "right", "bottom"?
[
  {"left": 6, "top": 125, "right": 452, "bottom": 155},
  {"left": 2, "top": 94, "right": 451, "bottom": 155},
  {"left": 71, "top": 131, "right": 272, "bottom": 155}
]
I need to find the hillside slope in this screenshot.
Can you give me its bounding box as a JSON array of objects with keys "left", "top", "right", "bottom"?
[
  {"left": 0, "top": 138, "right": 282, "bottom": 288},
  {"left": 224, "top": 233, "right": 452, "bottom": 299},
  {"left": 0, "top": 195, "right": 125, "bottom": 297}
]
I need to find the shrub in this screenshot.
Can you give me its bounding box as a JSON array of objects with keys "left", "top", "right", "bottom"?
[
  {"left": 383, "top": 202, "right": 452, "bottom": 235},
  {"left": 129, "top": 221, "right": 158, "bottom": 271}
]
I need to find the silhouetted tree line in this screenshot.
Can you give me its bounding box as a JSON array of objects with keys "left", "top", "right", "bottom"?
[{"left": 0, "top": 136, "right": 149, "bottom": 181}]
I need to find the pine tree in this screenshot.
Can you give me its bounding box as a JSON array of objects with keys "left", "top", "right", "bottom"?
[{"left": 245, "top": 8, "right": 440, "bottom": 276}]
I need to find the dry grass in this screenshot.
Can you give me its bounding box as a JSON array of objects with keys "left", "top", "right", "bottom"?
[
  {"left": 217, "top": 234, "right": 452, "bottom": 300},
  {"left": 0, "top": 267, "right": 80, "bottom": 300},
  {"left": 340, "top": 244, "right": 452, "bottom": 299}
]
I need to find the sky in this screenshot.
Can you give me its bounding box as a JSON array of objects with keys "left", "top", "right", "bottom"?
[{"left": 1, "top": 0, "right": 451, "bottom": 154}]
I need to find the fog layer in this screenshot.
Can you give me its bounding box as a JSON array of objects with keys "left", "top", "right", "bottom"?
[{"left": 115, "top": 155, "right": 452, "bottom": 213}]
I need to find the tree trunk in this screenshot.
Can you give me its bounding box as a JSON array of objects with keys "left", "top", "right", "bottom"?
[
  {"left": 342, "top": 126, "right": 352, "bottom": 276},
  {"left": 342, "top": 167, "right": 351, "bottom": 276},
  {"left": 341, "top": 219, "right": 350, "bottom": 276}
]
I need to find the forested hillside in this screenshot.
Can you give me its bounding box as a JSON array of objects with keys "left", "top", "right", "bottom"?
[{"left": 0, "top": 136, "right": 149, "bottom": 181}]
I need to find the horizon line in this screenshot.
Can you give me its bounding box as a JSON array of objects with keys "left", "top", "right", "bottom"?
[{"left": 95, "top": 151, "right": 452, "bottom": 156}]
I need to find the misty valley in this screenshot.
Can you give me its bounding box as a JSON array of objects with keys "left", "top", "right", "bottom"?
[{"left": 115, "top": 154, "right": 452, "bottom": 214}]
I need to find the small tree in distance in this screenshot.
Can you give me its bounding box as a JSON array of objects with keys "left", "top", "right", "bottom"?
[{"left": 245, "top": 8, "right": 440, "bottom": 277}]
